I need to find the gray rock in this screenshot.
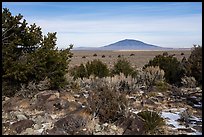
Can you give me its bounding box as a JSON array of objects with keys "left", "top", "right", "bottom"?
[
  {"left": 5, "top": 97, "right": 10, "bottom": 101},
  {"left": 34, "top": 124, "right": 42, "bottom": 130},
  {"left": 53, "top": 108, "right": 91, "bottom": 135},
  {"left": 103, "top": 123, "right": 109, "bottom": 127},
  {"left": 24, "top": 128, "right": 34, "bottom": 135},
  {"left": 16, "top": 114, "right": 27, "bottom": 121},
  {"left": 95, "top": 124, "right": 101, "bottom": 132},
  {"left": 35, "top": 115, "right": 44, "bottom": 124},
  {"left": 110, "top": 125, "right": 117, "bottom": 131},
  {"left": 11, "top": 119, "right": 34, "bottom": 133}
]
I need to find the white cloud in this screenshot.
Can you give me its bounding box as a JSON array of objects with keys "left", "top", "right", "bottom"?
[{"left": 25, "top": 13, "right": 202, "bottom": 49}]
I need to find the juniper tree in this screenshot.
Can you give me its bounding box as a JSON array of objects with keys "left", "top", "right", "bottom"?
[{"left": 2, "top": 8, "right": 73, "bottom": 96}]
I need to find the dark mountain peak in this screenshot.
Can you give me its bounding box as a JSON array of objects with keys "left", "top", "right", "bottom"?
[
  {"left": 115, "top": 39, "right": 146, "bottom": 45},
  {"left": 100, "top": 39, "right": 173, "bottom": 50},
  {"left": 104, "top": 39, "right": 158, "bottom": 48},
  {"left": 73, "top": 39, "right": 174, "bottom": 51},
  {"left": 122, "top": 39, "right": 140, "bottom": 42}
]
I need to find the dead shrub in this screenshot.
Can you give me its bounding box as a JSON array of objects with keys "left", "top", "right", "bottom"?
[{"left": 87, "top": 85, "right": 128, "bottom": 123}]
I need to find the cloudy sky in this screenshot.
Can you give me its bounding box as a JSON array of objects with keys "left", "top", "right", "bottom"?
[{"left": 2, "top": 2, "right": 202, "bottom": 49}]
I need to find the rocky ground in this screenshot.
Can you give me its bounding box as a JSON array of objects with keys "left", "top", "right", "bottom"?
[{"left": 2, "top": 81, "right": 202, "bottom": 135}]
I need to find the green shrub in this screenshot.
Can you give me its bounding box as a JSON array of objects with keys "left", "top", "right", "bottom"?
[
  {"left": 111, "top": 58, "right": 137, "bottom": 78},
  {"left": 70, "top": 64, "right": 87, "bottom": 80},
  {"left": 155, "top": 81, "right": 169, "bottom": 92},
  {"left": 2, "top": 8, "right": 73, "bottom": 96},
  {"left": 137, "top": 110, "right": 165, "bottom": 134},
  {"left": 187, "top": 45, "right": 202, "bottom": 85},
  {"left": 144, "top": 53, "right": 185, "bottom": 86},
  {"left": 86, "top": 59, "right": 109, "bottom": 78},
  {"left": 70, "top": 59, "right": 109, "bottom": 79}
]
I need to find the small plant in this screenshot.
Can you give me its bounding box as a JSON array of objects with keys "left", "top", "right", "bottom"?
[
  {"left": 130, "top": 53, "right": 135, "bottom": 56},
  {"left": 141, "top": 66, "right": 165, "bottom": 91},
  {"left": 70, "top": 64, "right": 87, "bottom": 80},
  {"left": 155, "top": 81, "right": 169, "bottom": 92},
  {"left": 162, "top": 52, "right": 168, "bottom": 56},
  {"left": 111, "top": 58, "right": 137, "bottom": 78},
  {"left": 181, "top": 52, "right": 184, "bottom": 55},
  {"left": 70, "top": 81, "right": 81, "bottom": 92},
  {"left": 181, "top": 76, "right": 196, "bottom": 88},
  {"left": 137, "top": 110, "right": 165, "bottom": 134},
  {"left": 102, "top": 55, "right": 105, "bottom": 58},
  {"left": 93, "top": 53, "right": 97, "bottom": 57},
  {"left": 82, "top": 56, "right": 86, "bottom": 58}
]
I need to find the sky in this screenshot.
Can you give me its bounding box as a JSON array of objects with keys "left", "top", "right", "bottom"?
[{"left": 2, "top": 2, "right": 202, "bottom": 49}]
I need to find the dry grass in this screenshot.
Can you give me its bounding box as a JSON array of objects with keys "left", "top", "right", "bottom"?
[{"left": 69, "top": 50, "right": 191, "bottom": 69}]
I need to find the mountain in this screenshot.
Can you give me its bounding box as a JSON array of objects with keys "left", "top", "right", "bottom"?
[
  {"left": 99, "top": 39, "right": 172, "bottom": 50},
  {"left": 73, "top": 39, "right": 174, "bottom": 50}
]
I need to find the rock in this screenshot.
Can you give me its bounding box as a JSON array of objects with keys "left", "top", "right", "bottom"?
[
  {"left": 59, "top": 99, "right": 69, "bottom": 109},
  {"left": 34, "top": 124, "right": 42, "bottom": 130},
  {"left": 42, "top": 127, "right": 68, "bottom": 135},
  {"left": 177, "top": 128, "right": 195, "bottom": 133},
  {"left": 145, "top": 98, "right": 155, "bottom": 105},
  {"left": 157, "top": 92, "right": 163, "bottom": 96},
  {"left": 53, "top": 108, "right": 92, "bottom": 135},
  {"left": 60, "top": 92, "right": 75, "bottom": 102},
  {"left": 50, "top": 114, "right": 57, "bottom": 119},
  {"left": 3, "top": 96, "right": 22, "bottom": 112},
  {"left": 139, "top": 90, "right": 144, "bottom": 94},
  {"left": 117, "top": 115, "right": 145, "bottom": 135},
  {"left": 66, "top": 101, "right": 82, "bottom": 112},
  {"left": 186, "top": 96, "right": 201, "bottom": 108},
  {"left": 74, "top": 94, "right": 80, "bottom": 98},
  {"left": 192, "top": 126, "right": 202, "bottom": 132},
  {"left": 42, "top": 123, "right": 53, "bottom": 130},
  {"left": 110, "top": 125, "right": 117, "bottom": 131},
  {"left": 156, "top": 95, "right": 164, "bottom": 102},
  {"left": 95, "top": 124, "right": 101, "bottom": 132},
  {"left": 35, "top": 115, "right": 44, "bottom": 124},
  {"left": 24, "top": 128, "right": 34, "bottom": 135},
  {"left": 150, "top": 97, "right": 159, "bottom": 102},
  {"left": 17, "top": 99, "right": 31, "bottom": 109},
  {"left": 5, "top": 97, "right": 10, "bottom": 101},
  {"left": 47, "top": 94, "right": 58, "bottom": 101},
  {"left": 16, "top": 114, "right": 27, "bottom": 121},
  {"left": 34, "top": 128, "right": 44, "bottom": 135},
  {"left": 11, "top": 119, "right": 34, "bottom": 133},
  {"left": 195, "top": 87, "right": 201, "bottom": 91},
  {"left": 103, "top": 123, "right": 109, "bottom": 127}
]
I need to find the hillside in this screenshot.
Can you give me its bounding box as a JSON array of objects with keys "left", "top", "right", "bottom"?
[{"left": 73, "top": 39, "right": 173, "bottom": 50}]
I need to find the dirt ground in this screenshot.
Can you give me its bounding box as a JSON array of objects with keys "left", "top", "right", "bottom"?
[{"left": 69, "top": 50, "right": 191, "bottom": 69}]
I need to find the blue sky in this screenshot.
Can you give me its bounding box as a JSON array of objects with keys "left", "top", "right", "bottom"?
[{"left": 2, "top": 2, "right": 202, "bottom": 49}]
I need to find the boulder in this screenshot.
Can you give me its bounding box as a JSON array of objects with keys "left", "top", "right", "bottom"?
[
  {"left": 11, "top": 119, "right": 34, "bottom": 133},
  {"left": 16, "top": 114, "right": 27, "bottom": 121},
  {"left": 52, "top": 108, "right": 93, "bottom": 135},
  {"left": 117, "top": 115, "right": 145, "bottom": 135}
]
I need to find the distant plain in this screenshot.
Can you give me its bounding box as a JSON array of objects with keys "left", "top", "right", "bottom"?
[{"left": 69, "top": 50, "right": 191, "bottom": 69}]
